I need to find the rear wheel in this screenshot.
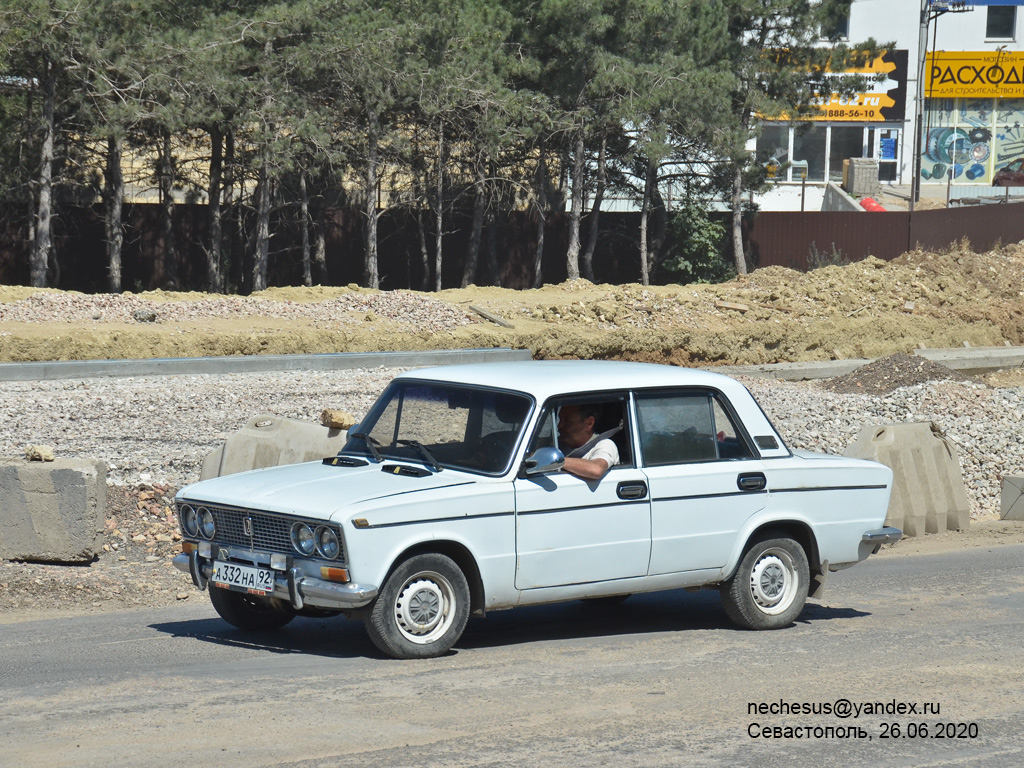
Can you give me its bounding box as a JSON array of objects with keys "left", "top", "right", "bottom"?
[
  {"left": 366, "top": 553, "right": 470, "bottom": 659},
  {"left": 209, "top": 586, "right": 296, "bottom": 631},
  {"left": 720, "top": 536, "right": 808, "bottom": 630}
]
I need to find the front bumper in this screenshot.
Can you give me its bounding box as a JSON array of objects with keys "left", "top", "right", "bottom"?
[{"left": 172, "top": 552, "right": 378, "bottom": 611}]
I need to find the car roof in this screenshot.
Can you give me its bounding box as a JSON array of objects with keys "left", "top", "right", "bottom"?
[{"left": 396, "top": 360, "right": 746, "bottom": 401}]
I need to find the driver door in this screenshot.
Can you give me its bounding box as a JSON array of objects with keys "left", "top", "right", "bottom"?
[{"left": 512, "top": 395, "right": 651, "bottom": 590}]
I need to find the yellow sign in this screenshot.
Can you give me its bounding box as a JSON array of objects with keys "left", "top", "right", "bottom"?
[
  {"left": 805, "top": 50, "right": 908, "bottom": 122},
  {"left": 926, "top": 51, "right": 1024, "bottom": 99},
  {"left": 757, "top": 50, "right": 907, "bottom": 122},
  {"left": 813, "top": 92, "right": 897, "bottom": 122}
]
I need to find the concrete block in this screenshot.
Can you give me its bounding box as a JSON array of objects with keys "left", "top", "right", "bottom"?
[
  {"left": 200, "top": 414, "right": 349, "bottom": 480},
  {"left": 0, "top": 458, "right": 107, "bottom": 563},
  {"left": 847, "top": 158, "right": 881, "bottom": 198},
  {"left": 844, "top": 422, "right": 971, "bottom": 537},
  {"left": 1000, "top": 477, "right": 1024, "bottom": 520}
]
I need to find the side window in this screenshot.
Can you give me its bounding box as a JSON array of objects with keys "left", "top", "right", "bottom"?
[
  {"left": 636, "top": 391, "right": 753, "bottom": 466},
  {"left": 527, "top": 396, "right": 633, "bottom": 468}
]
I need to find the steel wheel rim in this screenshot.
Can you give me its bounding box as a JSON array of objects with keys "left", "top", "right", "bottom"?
[
  {"left": 394, "top": 571, "right": 456, "bottom": 644},
  {"left": 748, "top": 548, "right": 798, "bottom": 615}
]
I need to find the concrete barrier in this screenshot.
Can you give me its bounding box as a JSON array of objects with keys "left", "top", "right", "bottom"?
[
  {"left": 0, "top": 458, "right": 107, "bottom": 562},
  {"left": 1000, "top": 477, "right": 1024, "bottom": 521},
  {"left": 844, "top": 422, "right": 970, "bottom": 537},
  {"left": 200, "top": 414, "right": 349, "bottom": 480}
]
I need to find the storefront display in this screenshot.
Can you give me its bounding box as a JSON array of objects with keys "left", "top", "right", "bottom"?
[
  {"left": 755, "top": 50, "right": 908, "bottom": 184},
  {"left": 920, "top": 51, "right": 1024, "bottom": 185}
]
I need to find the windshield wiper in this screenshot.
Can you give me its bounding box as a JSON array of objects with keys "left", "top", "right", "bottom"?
[
  {"left": 349, "top": 432, "right": 383, "bottom": 463},
  {"left": 397, "top": 439, "right": 443, "bottom": 472}
]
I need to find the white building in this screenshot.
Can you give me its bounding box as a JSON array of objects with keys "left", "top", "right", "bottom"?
[{"left": 756, "top": 0, "right": 1022, "bottom": 209}]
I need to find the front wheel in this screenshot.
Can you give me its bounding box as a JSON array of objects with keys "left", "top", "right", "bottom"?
[
  {"left": 720, "top": 536, "right": 809, "bottom": 630},
  {"left": 209, "top": 586, "right": 296, "bottom": 631},
  {"left": 366, "top": 553, "right": 471, "bottom": 659}
]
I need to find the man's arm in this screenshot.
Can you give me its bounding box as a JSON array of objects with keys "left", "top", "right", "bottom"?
[
  {"left": 562, "top": 456, "right": 611, "bottom": 480},
  {"left": 562, "top": 439, "right": 618, "bottom": 480}
]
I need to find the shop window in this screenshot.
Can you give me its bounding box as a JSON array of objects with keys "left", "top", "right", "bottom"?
[
  {"left": 994, "top": 99, "right": 1024, "bottom": 181},
  {"left": 986, "top": 7, "right": 1016, "bottom": 40},
  {"left": 829, "top": 126, "right": 866, "bottom": 182},
  {"left": 756, "top": 125, "right": 790, "bottom": 180},
  {"left": 793, "top": 123, "right": 826, "bottom": 182}
]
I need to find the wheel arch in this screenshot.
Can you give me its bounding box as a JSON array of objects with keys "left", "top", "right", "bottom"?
[
  {"left": 728, "top": 520, "right": 821, "bottom": 583},
  {"left": 389, "top": 540, "right": 486, "bottom": 618}
]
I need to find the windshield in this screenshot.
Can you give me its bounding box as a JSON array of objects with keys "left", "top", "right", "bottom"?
[{"left": 342, "top": 380, "right": 533, "bottom": 475}]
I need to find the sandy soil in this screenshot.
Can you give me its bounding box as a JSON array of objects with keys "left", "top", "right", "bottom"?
[{"left": 3, "top": 241, "right": 1024, "bottom": 366}]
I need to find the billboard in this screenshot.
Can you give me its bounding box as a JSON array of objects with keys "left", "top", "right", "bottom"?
[
  {"left": 926, "top": 51, "right": 1024, "bottom": 99},
  {"left": 810, "top": 50, "right": 909, "bottom": 122}
]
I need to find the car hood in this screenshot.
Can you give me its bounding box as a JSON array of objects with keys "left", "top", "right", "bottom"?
[{"left": 176, "top": 459, "right": 485, "bottom": 522}]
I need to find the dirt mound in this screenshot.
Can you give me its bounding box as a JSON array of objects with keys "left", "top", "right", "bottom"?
[
  {"left": 821, "top": 352, "right": 971, "bottom": 395},
  {"left": 2, "top": 240, "right": 1024, "bottom": 365}
]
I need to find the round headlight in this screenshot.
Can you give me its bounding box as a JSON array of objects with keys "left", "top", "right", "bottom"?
[
  {"left": 198, "top": 507, "right": 216, "bottom": 539},
  {"left": 316, "top": 526, "right": 341, "bottom": 560},
  {"left": 291, "top": 523, "right": 316, "bottom": 556},
  {"left": 179, "top": 505, "right": 199, "bottom": 537}
]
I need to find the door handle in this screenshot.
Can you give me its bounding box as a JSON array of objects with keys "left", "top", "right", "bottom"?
[
  {"left": 737, "top": 472, "right": 767, "bottom": 492},
  {"left": 617, "top": 481, "right": 648, "bottom": 500}
]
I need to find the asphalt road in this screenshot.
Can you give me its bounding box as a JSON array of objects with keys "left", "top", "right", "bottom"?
[{"left": 1, "top": 545, "right": 1022, "bottom": 768}]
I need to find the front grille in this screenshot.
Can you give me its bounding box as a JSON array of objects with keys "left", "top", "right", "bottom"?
[{"left": 180, "top": 501, "right": 347, "bottom": 565}]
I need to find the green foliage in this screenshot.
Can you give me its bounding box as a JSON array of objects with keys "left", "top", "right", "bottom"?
[
  {"left": 0, "top": 0, "right": 883, "bottom": 290},
  {"left": 661, "top": 204, "right": 734, "bottom": 284},
  {"left": 807, "top": 241, "right": 851, "bottom": 270}
]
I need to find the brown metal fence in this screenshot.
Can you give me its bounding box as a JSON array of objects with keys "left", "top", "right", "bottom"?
[
  {"left": 2, "top": 200, "right": 1022, "bottom": 291},
  {"left": 746, "top": 202, "right": 1024, "bottom": 271}
]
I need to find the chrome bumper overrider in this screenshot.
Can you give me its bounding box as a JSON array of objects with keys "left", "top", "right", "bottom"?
[
  {"left": 172, "top": 553, "right": 378, "bottom": 611},
  {"left": 862, "top": 526, "right": 903, "bottom": 553}
]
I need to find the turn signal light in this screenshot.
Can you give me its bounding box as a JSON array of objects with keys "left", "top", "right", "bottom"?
[
  {"left": 181, "top": 541, "right": 197, "bottom": 554},
  {"left": 320, "top": 567, "right": 350, "bottom": 583}
]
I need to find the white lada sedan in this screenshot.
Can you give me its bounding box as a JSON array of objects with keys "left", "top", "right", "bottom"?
[{"left": 174, "top": 361, "right": 900, "bottom": 659}]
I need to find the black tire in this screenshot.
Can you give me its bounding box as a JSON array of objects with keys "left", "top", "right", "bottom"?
[
  {"left": 366, "top": 553, "right": 471, "bottom": 659},
  {"left": 720, "top": 536, "right": 809, "bottom": 630},
  {"left": 208, "top": 586, "right": 296, "bottom": 631}
]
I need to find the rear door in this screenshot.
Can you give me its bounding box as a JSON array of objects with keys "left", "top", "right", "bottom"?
[{"left": 636, "top": 389, "right": 768, "bottom": 574}]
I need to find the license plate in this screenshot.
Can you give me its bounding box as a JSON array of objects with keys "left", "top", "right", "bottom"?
[{"left": 211, "top": 561, "right": 275, "bottom": 595}]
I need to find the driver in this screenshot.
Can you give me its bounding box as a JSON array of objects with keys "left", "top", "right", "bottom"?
[{"left": 557, "top": 404, "right": 619, "bottom": 481}]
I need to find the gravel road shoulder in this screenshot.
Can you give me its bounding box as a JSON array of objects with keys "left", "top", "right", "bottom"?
[{"left": 3, "top": 361, "right": 1024, "bottom": 625}]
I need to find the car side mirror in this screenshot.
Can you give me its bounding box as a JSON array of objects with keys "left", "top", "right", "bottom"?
[
  {"left": 346, "top": 423, "right": 361, "bottom": 440},
  {"left": 523, "top": 446, "right": 565, "bottom": 476}
]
